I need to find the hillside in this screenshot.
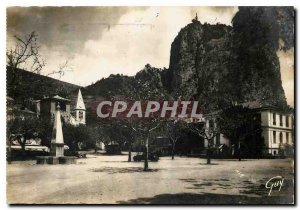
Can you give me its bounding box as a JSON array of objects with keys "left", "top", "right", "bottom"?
[{"left": 7, "top": 66, "right": 80, "bottom": 104}]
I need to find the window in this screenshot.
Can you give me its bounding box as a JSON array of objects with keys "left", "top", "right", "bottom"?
[
  {"left": 280, "top": 115, "right": 283, "bottom": 126},
  {"left": 286, "top": 133, "right": 289, "bottom": 144},
  {"left": 273, "top": 131, "right": 276, "bottom": 144},
  {"left": 79, "top": 111, "right": 83, "bottom": 120},
  {"left": 273, "top": 113, "right": 276, "bottom": 125},
  {"left": 279, "top": 132, "right": 283, "bottom": 144},
  {"left": 286, "top": 115, "right": 289, "bottom": 127},
  {"left": 273, "top": 150, "right": 277, "bottom": 155}
]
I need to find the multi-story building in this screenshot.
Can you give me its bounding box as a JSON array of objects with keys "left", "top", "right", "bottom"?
[
  {"left": 233, "top": 101, "right": 294, "bottom": 156},
  {"left": 260, "top": 106, "right": 294, "bottom": 155},
  {"left": 202, "top": 101, "right": 294, "bottom": 156}
]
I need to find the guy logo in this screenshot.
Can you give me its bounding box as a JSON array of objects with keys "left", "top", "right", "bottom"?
[{"left": 265, "top": 176, "right": 284, "bottom": 196}]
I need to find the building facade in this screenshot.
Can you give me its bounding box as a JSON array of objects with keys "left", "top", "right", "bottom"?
[
  {"left": 202, "top": 101, "right": 294, "bottom": 156},
  {"left": 35, "top": 89, "right": 86, "bottom": 126},
  {"left": 260, "top": 108, "right": 294, "bottom": 155}
]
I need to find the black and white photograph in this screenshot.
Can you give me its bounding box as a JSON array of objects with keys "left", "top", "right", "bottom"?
[{"left": 5, "top": 4, "right": 295, "bottom": 205}]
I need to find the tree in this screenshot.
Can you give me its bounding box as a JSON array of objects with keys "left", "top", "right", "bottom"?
[
  {"left": 118, "top": 119, "right": 137, "bottom": 162},
  {"left": 63, "top": 124, "right": 90, "bottom": 151},
  {"left": 87, "top": 125, "right": 108, "bottom": 153},
  {"left": 189, "top": 119, "right": 219, "bottom": 164},
  {"left": 217, "top": 105, "right": 263, "bottom": 160},
  {"left": 7, "top": 32, "right": 45, "bottom": 74},
  {"left": 8, "top": 115, "right": 40, "bottom": 156},
  {"left": 37, "top": 118, "right": 53, "bottom": 147},
  {"left": 7, "top": 32, "right": 71, "bottom": 104},
  {"left": 132, "top": 118, "right": 161, "bottom": 171},
  {"left": 166, "top": 120, "right": 186, "bottom": 160}
]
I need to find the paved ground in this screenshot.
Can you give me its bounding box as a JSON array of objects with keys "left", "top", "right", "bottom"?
[{"left": 7, "top": 154, "right": 294, "bottom": 204}]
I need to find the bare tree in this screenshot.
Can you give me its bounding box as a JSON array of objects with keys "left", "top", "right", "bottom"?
[
  {"left": 7, "top": 32, "right": 45, "bottom": 74},
  {"left": 131, "top": 118, "right": 161, "bottom": 171},
  {"left": 46, "top": 60, "right": 72, "bottom": 78},
  {"left": 189, "top": 119, "right": 219, "bottom": 164},
  {"left": 166, "top": 120, "right": 186, "bottom": 160},
  {"left": 7, "top": 31, "right": 70, "bottom": 80},
  {"left": 119, "top": 118, "right": 137, "bottom": 162}
]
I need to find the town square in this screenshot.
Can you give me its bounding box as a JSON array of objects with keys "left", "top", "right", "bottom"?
[
  {"left": 7, "top": 154, "right": 294, "bottom": 204},
  {"left": 5, "top": 5, "right": 295, "bottom": 205}
]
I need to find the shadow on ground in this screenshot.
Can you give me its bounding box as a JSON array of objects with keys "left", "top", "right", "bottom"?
[
  {"left": 90, "top": 167, "right": 160, "bottom": 174},
  {"left": 199, "top": 163, "right": 219, "bottom": 165},
  {"left": 117, "top": 192, "right": 294, "bottom": 204}
]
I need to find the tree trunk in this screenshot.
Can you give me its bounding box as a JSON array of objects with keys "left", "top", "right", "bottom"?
[
  {"left": 128, "top": 141, "right": 132, "bottom": 162},
  {"left": 144, "top": 136, "right": 149, "bottom": 171},
  {"left": 94, "top": 141, "right": 98, "bottom": 153},
  {"left": 171, "top": 143, "right": 175, "bottom": 160},
  {"left": 20, "top": 142, "right": 26, "bottom": 157},
  {"left": 7, "top": 139, "right": 12, "bottom": 164},
  {"left": 207, "top": 149, "right": 211, "bottom": 164},
  {"left": 238, "top": 140, "right": 241, "bottom": 161}
]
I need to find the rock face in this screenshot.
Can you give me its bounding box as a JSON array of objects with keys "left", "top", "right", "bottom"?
[
  {"left": 168, "top": 8, "right": 290, "bottom": 111},
  {"left": 169, "top": 19, "right": 233, "bottom": 110},
  {"left": 231, "top": 7, "right": 290, "bottom": 108}
]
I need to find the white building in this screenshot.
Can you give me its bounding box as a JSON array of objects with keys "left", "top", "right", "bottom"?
[
  {"left": 240, "top": 101, "right": 294, "bottom": 155},
  {"left": 202, "top": 101, "right": 294, "bottom": 156},
  {"left": 75, "top": 89, "right": 86, "bottom": 125},
  {"left": 259, "top": 107, "right": 293, "bottom": 155}
]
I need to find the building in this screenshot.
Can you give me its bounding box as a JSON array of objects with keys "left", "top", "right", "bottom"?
[
  {"left": 203, "top": 114, "right": 230, "bottom": 148},
  {"left": 36, "top": 95, "right": 71, "bottom": 119},
  {"left": 75, "top": 89, "right": 86, "bottom": 125},
  {"left": 201, "top": 100, "right": 294, "bottom": 156},
  {"left": 242, "top": 101, "right": 294, "bottom": 155},
  {"left": 35, "top": 89, "right": 86, "bottom": 126}
]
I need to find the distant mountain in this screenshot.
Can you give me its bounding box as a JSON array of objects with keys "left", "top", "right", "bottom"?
[{"left": 84, "top": 64, "right": 171, "bottom": 100}]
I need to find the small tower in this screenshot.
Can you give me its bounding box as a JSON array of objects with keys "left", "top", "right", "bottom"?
[
  {"left": 75, "top": 89, "right": 86, "bottom": 125},
  {"left": 50, "top": 103, "right": 64, "bottom": 157},
  {"left": 192, "top": 13, "right": 200, "bottom": 23}
]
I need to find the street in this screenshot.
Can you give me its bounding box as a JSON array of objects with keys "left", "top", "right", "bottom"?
[{"left": 7, "top": 154, "right": 294, "bottom": 204}]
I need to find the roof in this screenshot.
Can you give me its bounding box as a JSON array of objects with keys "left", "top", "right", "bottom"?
[
  {"left": 204, "top": 100, "right": 290, "bottom": 117},
  {"left": 75, "top": 89, "right": 86, "bottom": 110},
  {"left": 41, "top": 95, "right": 71, "bottom": 102},
  {"left": 52, "top": 95, "right": 71, "bottom": 101},
  {"left": 20, "top": 108, "right": 36, "bottom": 114},
  {"left": 241, "top": 100, "right": 283, "bottom": 112}
]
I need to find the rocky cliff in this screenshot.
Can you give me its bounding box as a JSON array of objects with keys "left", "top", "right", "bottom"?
[
  {"left": 168, "top": 19, "right": 233, "bottom": 111},
  {"left": 167, "top": 7, "right": 292, "bottom": 111}
]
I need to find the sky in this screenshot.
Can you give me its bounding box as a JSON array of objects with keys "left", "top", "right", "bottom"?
[{"left": 6, "top": 6, "right": 294, "bottom": 106}]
